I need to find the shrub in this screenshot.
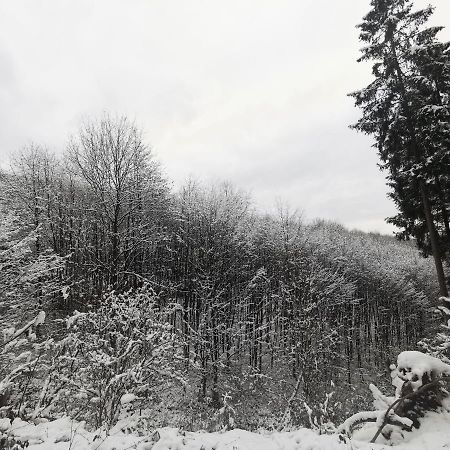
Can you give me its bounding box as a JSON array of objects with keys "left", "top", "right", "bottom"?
[{"left": 50, "top": 287, "right": 184, "bottom": 429}]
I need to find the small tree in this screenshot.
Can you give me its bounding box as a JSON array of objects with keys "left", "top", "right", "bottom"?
[{"left": 339, "top": 350, "right": 450, "bottom": 444}]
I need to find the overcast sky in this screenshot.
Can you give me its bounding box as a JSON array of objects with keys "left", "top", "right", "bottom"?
[{"left": 0, "top": 0, "right": 449, "bottom": 233}]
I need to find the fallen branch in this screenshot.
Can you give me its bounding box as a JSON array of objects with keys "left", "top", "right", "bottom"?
[{"left": 338, "top": 410, "right": 412, "bottom": 436}]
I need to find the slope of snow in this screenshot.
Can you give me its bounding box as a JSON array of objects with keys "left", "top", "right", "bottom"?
[{"left": 2, "top": 413, "right": 450, "bottom": 450}]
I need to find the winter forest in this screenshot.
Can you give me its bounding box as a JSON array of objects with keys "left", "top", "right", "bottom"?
[{"left": 1, "top": 0, "right": 450, "bottom": 449}]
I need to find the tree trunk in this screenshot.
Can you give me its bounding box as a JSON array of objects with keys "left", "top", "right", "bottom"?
[{"left": 420, "top": 183, "right": 448, "bottom": 297}]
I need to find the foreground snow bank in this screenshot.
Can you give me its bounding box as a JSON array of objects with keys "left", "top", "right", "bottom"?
[{"left": 2, "top": 413, "right": 450, "bottom": 450}]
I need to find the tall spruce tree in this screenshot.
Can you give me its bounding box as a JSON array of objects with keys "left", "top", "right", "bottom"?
[{"left": 350, "top": 0, "right": 450, "bottom": 296}]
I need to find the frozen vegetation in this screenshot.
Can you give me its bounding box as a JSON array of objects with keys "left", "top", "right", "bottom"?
[
  {"left": 1, "top": 116, "right": 449, "bottom": 448},
  {"left": 2, "top": 0, "right": 450, "bottom": 445}
]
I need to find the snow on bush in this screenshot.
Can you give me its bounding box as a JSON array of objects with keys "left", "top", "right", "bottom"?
[
  {"left": 396, "top": 351, "right": 450, "bottom": 392},
  {"left": 0, "top": 204, "right": 66, "bottom": 426},
  {"left": 48, "top": 287, "right": 185, "bottom": 429},
  {"left": 1, "top": 284, "right": 184, "bottom": 438},
  {"left": 339, "top": 349, "right": 450, "bottom": 444},
  {"left": 0, "top": 310, "right": 49, "bottom": 413}
]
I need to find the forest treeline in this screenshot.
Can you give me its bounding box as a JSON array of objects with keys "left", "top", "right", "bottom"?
[{"left": 0, "top": 115, "right": 440, "bottom": 429}]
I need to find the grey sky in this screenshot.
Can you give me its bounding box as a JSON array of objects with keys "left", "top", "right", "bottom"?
[{"left": 0, "top": 0, "right": 449, "bottom": 233}]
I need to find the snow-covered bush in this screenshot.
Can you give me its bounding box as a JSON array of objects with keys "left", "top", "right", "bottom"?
[
  {"left": 303, "top": 389, "right": 337, "bottom": 435},
  {"left": 50, "top": 287, "right": 184, "bottom": 429},
  {"left": 339, "top": 350, "right": 450, "bottom": 444},
  {"left": 0, "top": 311, "right": 49, "bottom": 450},
  {"left": 0, "top": 206, "right": 66, "bottom": 320},
  {"left": 211, "top": 393, "right": 236, "bottom": 432},
  {"left": 0, "top": 204, "right": 63, "bottom": 419}
]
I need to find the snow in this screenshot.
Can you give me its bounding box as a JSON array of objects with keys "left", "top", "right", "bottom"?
[
  {"left": 120, "top": 393, "right": 137, "bottom": 405},
  {"left": 0, "top": 418, "right": 10, "bottom": 432},
  {"left": 2, "top": 327, "right": 15, "bottom": 340},
  {"left": 410, "top": 44, "right": 424, "bottom": 54},
  {"left": 61, "top": 286, "right": 70, "bottom": 300},
  {"left": 397, "top": 351, "right": 450, "bottom": 390},
  {"left": 369, "top": 383, "right": 394, "bottom": 409},
  {"left": 337, "top": 410, "right": 379, "bottom": 434},
  {"left": 34, "top": 311, "right": 46, "bottom": 326},
  {"left": 2, "top": 311, "right": 46, "bottom": 347},
  {"left": 437, "top": 306, "right": 450, "bottom": 316},
  {"left": 16, "top": 350, "right": 32, "bottom": 361},
  {"left": 1, "top": 413, "right": 450, "bottom": 450},
  {"left": 66, "top": 310, "right": 86, "bottom": 328}
]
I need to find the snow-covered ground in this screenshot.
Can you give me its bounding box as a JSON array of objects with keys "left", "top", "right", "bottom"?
[{"left": 2, "top": 412, "right": 450, "bottom": 450}]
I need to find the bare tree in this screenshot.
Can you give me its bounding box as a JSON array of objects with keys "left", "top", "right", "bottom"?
[{"left": 68, "top": 114, "right": 169, "bottom": 293}]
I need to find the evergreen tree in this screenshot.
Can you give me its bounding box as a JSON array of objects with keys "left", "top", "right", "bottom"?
[{"left": 350, "top": 0, "right": 450, "bottom": 296}]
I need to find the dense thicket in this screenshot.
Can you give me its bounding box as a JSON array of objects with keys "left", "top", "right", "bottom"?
[{"left": 0, "top": 115, "right": 439, "bottom": 430}]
